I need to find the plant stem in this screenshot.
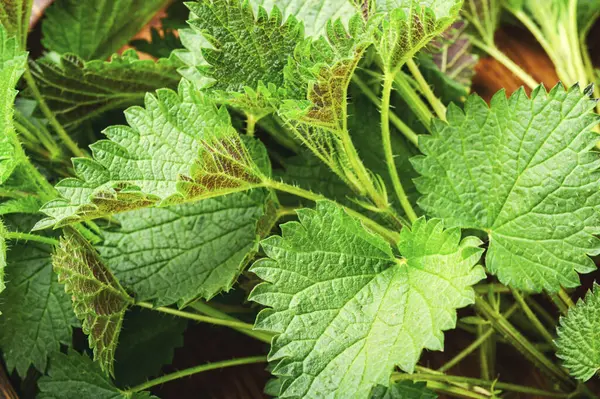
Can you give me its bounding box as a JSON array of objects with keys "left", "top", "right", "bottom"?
[
  {"left": 381, "top": 73, "right": 418, "bottom": 224},
  {"left": 188, "top": 301, "right": 272, "bottom": 344},
  {"left": 511, "top": 290, "right": 555, "bottom": 345},
  {"left": 246, "top": 114, "right": 256, "bottom": 137},
  {"left": 473, "top": 283, "right": 510, "bottom": 294},
  {"left": 392, "top": 372, "right": 570, "bottom": 398},
  {"left": 406, "top": 59, "right": 446, "bottom": 120},
  {"left": 559, "top": 288, "right": 576, "bottom": 308},
  {"left": 393, "top": 72, "right": 434, "bottom": 129},
  {"left": 470, "top": 38, "right": 538, "bottom": 90},
  {"left": 549, "top": 292, "right": 570, "bottom": 315},
  {"left": 425, "top": 381, "right": 489, "bottom": 399},
  {"left": 266, "top": 180, "right": 402, "bottom": 243},
  {"left": 126, "top": 355, "right": 268, "bottom": 393},
  {"left": 351, "top": 75, "right": 419, "bottom": 146},
  {"left": 4, "top": 232, "right": 59, "bottom": 246},
  {"left": 525, "top": 296, "right": 557, "bottom": 327},
  {"left": 23, "top": 68, "right": 85, "bottom": 158}
]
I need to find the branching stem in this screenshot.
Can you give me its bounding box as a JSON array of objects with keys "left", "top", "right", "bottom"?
[
  {"left": 406, "top": 59, "right": 446, "bottom": 120},
  {"left": 4, "top": 232, "right": 59, "bottom": 246}
]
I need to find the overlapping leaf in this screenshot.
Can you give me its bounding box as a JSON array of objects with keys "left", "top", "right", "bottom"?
[
  {"left": 556, "top": 283, "right": 600, "bottom": 381},
  {"left": 250, "top": 201, "right": 484, "bottom": 397},
  {"left": 42, "top": 0, "right": 168, "bottom": 60},
  {"left": 412, "top": 84, "right": 600, "bottom": 292},
  {"left": 37, "top": 81, "right": 268, "bottom": 229},
  {"left": 30, "top": 50, "right": 181, "bottom": 128},
  {"left": 53, "top": 229, "right": 133, "bottom": 376}
]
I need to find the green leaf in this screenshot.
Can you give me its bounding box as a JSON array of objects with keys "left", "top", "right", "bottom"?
[
  {"left": 370, "top": 0, "right": 463, "bottom": 75},
  {"left": 98, "top": 189, "right": 269, "bottom": 307},
  {"left": 38, "top": 350, "right": 157, "bottom": 399},
  {"left": 53, "top": 229, "right": 134, "bottom": 376},
  {"left": 0, "top": 222, "right": 5, "bottom": 300},
  {"left": 0, "top": 0, "right": 33, "bottom": 47},
  {"left": 248, "top": 0, "right": 358, "bottom": 37},
  {"left": 0, "top": 225, "right": 77, "bottom": 377},
  {"left": 370, "top": 381, "right": 437, "bottom": 399},
  {"left": 0, "top": 23, "right": 27, "bottom": 184},
  {"left": 30, "top": 50, "right": 181, "bottom": 129},
  {"left": 250, "top": 201, "right": 485, "bottom": 397},
  {"left": 37, "top": 81, "right": 268, "bottom": 230},
  {"left": 41, "top": 0, "right": 169, "bottom": 60},
  {"left": 412, "top": 84, "right": 600, "bottom": 292},
  {"left": 114, "top": 309, "right": 187, "bottom": 387},
  {"left": 577, "top": 0, "right": 600, "bottom": 36},
  {"left": 556, "top": 283, "right": 600, "bottom": 381}
]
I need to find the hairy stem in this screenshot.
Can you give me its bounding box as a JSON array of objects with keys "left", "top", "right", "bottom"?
[
  {"left": 393, "top": 72, "right": 434, "bottom": 129},
  {"left": 381, "top": 73, "right": 418, "bottom": 223},
  {"left": 126, "top": 356, "right": 268, "bottom": 393},
  {"left": 4, "top": 232, "right": 59, "bottom": 246},
  {"left": 406, "top": 59, "right": 446, "bottom": 120}
]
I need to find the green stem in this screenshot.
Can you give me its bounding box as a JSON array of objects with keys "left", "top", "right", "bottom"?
[
  {"left": 392, "top": 372, "right": 570, "bottom": 398},
  {"left": 393, "top": 72, "right": 433, "bottom": 129},
  {"left": 567, "top": 0, "right": 588, "bottom": 86},
  {"left": 188, "top": 301, "right": 272, "bottom": 344},
  {"left": 406, "top": 59, "right": 446, "bottom": 120},
  {"left": 425, "top": 381, "right": 489, "bottom": 399},
  {"left": 23, "top": 68, "right": 85, "bottom": 158},
  {"left": 246, "top": 113, "right": 256, "bottom": 137},
  {"left": 5, "top": 232, "right": 59, "bottom": 246},
  {"left": 473, "top": 283, "right": 510, "bottom": 294},
  {"left": 549, "top": 292, "right": 570, "bottom": 315},
  {"left": 559, "top": 288, "right": 576, "bottom": 308},
  {"left": 381, "top": 73, "right": 418, "bottom": 223},
  {"left": 126, "top": 355, "right": 268, "bottom": 393},
  {"left": 470, "top": 38, "right": 538, "bottom": 90},
  {"left": 525, "top": 296, "right": 557, "bottom": 327},
  {"left": 511, "top": 290, "right": 555, "bottom": 345},
  {"left": 351, "top": 75, "right": 419, "bottom": 146}
]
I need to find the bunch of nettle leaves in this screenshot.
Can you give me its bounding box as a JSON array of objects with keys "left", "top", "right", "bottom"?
[{"left": 3, "top": 0, "right": 600, "bottom": 397}]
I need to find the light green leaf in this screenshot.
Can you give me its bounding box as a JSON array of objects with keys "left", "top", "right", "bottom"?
[
  {"left": 41, "top": 0, "right": 169, "bottom": 60},
  {"left": 370, "top": 381, "right": 437, "bottom": 399},
  {"left": 249, "top": 0, "right": 358, "bottom": 37},
  {"left": 53, "top": 229, "right": 134, "bottom": 376},
  {"left": 98, "top": 189, "right": 269, "bottom": 307},
  {"left": 412, "top": 84, "right": 600, "bottom": 292},
  {"left": 0, "top": 23, "right": 27, "bottom": 184},
  {"left": 30, "top": 50, "right": 181, "bottom": 129},
  {"left": 37, "top": 81, "right": 268, "bottom": 229},
  {"left": 250, "top": 201, "right": 485, "bottom": 398},
  {"left": 38, "top": 350, "right": 157, "bottom": 399},
  {"left": 0, "top": 223, "right": 76, "bottom": 377},
  {"left": 0, "top": 0, "right": 33, "bottom": 47},
  {"left": 370, "top": 0, "right": 463, "bottom": 75},
  {"left": 556, "top": 283, "right": 600, "bottom": 381}
]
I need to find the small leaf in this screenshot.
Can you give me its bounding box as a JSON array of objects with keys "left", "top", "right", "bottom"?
[
  {"left": 250, "top": 201, "right": 484, "bottom": 397},
  {"left": 53, "top": 229, "right": 133, "bottom": 376},
  {"left": 30, "top": 50, "right": 181, "bottom": 129},
  {"left": 412, "top": 84, "right": 600, "bottom": 292},
  {"left": 38, "top": 350, "right": 157, "bottom": 399},
  {"left": 42, "top": 0, "right": 169, "bottom": 60},
  {"left": 556, "top": 283, "right": 600, "bottom": 381},
  {"left": 370, "top": 381, "right": 437, "bottom": 399}
]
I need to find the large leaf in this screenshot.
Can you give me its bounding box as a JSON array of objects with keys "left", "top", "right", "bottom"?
[
  {"left": 53, "top": 229, "right": 134, "bottom": 376},
  {"left": 556, "top": 283, "right": 600, "bottom": 381},
  {"left": 30, "top": 50, "right": 181, "bottom": 129},
  {"left": 412, "top": 84, "right": 600, "bottom": 292},
  {"left": 41, "top": 0, "right": 169, "bottom": 60},
  {"left": 98, "top": 189, "right": 269, "bottom": 307},
  {"left": 38, "top": 351, "right": 157, "bottom": 399},
  {"left": 250, "top": 201, "right": 485, "bottom": 398},
  {"left": 37, "top": 81, "right": 268, "bottom": 230},
  {"left": 0, "top": 228, "right": 76, "bottom": 377},
  {"left": 0, "top": 0, "right": 33, "bottom": 47},
  {"left": 0, "top": 23, "right": 27, "bottom": 184}
]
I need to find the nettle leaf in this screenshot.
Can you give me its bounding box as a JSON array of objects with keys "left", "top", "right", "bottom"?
[
  {"left": 98, "top": 189, "right": 269, "bottom": 307},
  {"left": 412, "top": 84, "right": 600, "bottom": 292},
  {"left": 248, "top": 0, "right": 358, "bottom": 36},
  {"left": 30, "top": 50, "right": 181, "bottom": 129},
  {"left": 0, "top": 23, "right": 27, "bottom": 184},
  {"left": 371, "top": 0, "right": 463, "bottom": 75},
  {"left": 37, "top": 81, "right": 268, "bottom": 229},
  {"left": 250, "top": 201, "right": 485, "bottom": 398},
  {"left": 38, "top": 350, "right": 157, "bottom": 399},
  {"left": 53, "top": 229, "right": 134, "bottom": 376},
  {"left": 0, "top": 223, "right": 76, "bottom": 377},
  {"left": 370, "top": 381, "right": 437, "bottom": 399},
  {"left": 42, "top": 0, "right": 169, "bottom": 60},
  {"left": 556, "top": 283, "right": 600, "bottom": 381},
  {"left": 577, "top": 0, "right": 600, "bottom": 36},
  {"left": 184, "top": 0, "right": 304, "bottom": 120},
  {"left": 0, "top": 0, "right": 32, "bottom": 46}
]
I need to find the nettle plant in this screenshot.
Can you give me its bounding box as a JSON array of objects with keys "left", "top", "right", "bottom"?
[{"left": 2, "top": 0, "right": 600, "bottom": 397}]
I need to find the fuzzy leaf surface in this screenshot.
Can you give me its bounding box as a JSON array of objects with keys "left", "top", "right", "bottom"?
[
  {"left": 250, "top": 201, "right": 484, "bottom": 398},
  {"left": 41, "top": 0, "right": 168, "bottom": 60},
  {"left": 38, "top": 81, "right": 267, "bottom": 229},
  {"left": 413, "top": 84, "right": 600, "bottom": 292},
  {"left": 38, "top": 351, "right": 157, "bottom": 399},
  {"left": 53, "top": 229, "right": 133, "bottom": 376},
  {"left": 30, "top": 50, "right": 181, "bottom": 129},
  {"left": 98, "top": 190, "right": 268, "bottom": 307},
  {"left": 556, "top": 283, "right": 600, "bottom": 381}
]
